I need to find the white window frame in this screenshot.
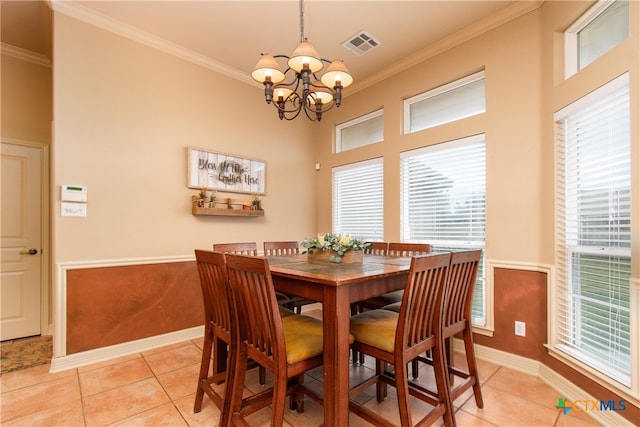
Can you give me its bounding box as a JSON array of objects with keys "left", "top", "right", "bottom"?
[
  {"left": 564, "top": 0, "right": 629, "bottom": 79},
  {"left": 551, "top": 72, "right": 638, "bottom": 401},
  {"left": 403, "top": 71, "right": 485, "bottom": 135},
  {"left": 335, "top": 109, "right": 384, "bottom": 153}
]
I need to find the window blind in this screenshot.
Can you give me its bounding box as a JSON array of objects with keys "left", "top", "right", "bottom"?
[
  {"left": 404, "top": 71, "right": 485, "bottom": 134},
  {"left": 332, "top": 158, "right": 384, "bottom": 241},
  {"left": 554, "top": 74, "right": 631, "bottom": 385},
  {"left": 400, "top": 136, "right": 486, "bottom": 325}
]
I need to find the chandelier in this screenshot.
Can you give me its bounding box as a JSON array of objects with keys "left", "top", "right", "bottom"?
[{"left": 250, "top": 0, "right": 353, "bottom": 122}]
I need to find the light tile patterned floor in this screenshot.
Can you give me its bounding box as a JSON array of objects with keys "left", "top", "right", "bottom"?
[{"left": 0, "top": 337, "right": 602, "bottom": 427}]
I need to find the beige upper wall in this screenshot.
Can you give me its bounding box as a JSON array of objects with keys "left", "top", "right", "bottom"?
[
  {"left": 45, "top": 0, "right": 640, "bottom": 274},
  {"left": 314, "top": 0, "right": 638, "bottom": 270},
  {"left": 52, "top": 13, "right": 318, "bottom": 262},
  {"left": 315, "top": 7, "right": 546, "bottom": 264},
  {"left": 1, "top": 52, "right": 52, "bottom": 143}
]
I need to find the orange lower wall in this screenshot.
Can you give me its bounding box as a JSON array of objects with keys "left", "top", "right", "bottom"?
[
  {"left": 476, "top": 268, "right": 548, "bottom": 360},
  {"left": 475, "top": 268, "right": 638, "bottom": 423},
  {"left": 66, "top": 261, "right": 202, "bottom": 354}
]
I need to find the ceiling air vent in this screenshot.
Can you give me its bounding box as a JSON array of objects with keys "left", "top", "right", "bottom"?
[{"left": 342, "top": 31, "right": 380, "bottom": 56}]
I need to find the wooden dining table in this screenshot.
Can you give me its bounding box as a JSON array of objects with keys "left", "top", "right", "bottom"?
[{"left": 266, "top": 253, "right": 412, "bottom": 427}]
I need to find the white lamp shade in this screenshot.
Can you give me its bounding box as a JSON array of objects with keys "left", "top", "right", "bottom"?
[
  {"left": 320, "top": 60, "right": 353, "bottom": 88},
  {"left": 273, "top": 86, "right": 294, "bottom": 101},
  {"left": 251, "top": 54, "right": 285, "bottom": 84},
  {"left": 287, "top": 39, "right": 323, "bottom": 73},
  {"left": 309, "top": 84, "right": 333, "bottom": 104}
]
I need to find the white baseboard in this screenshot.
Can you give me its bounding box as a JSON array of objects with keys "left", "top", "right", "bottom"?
[
  {"left": 457, "top": 340, "right": 635, "bottom": 427},
  {"left": 49, "top": 326, "right": 203, "bottom": 373}
]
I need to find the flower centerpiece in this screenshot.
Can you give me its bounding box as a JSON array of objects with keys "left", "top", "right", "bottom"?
[{"left": 301, "top": 233, "right": 370, "bottom": 263}]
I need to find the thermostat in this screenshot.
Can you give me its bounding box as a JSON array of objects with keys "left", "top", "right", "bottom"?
[{"left": 61, "top": 184, "right": 87, "bottom": 202}]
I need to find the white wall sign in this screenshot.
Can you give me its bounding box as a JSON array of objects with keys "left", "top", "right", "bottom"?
[{"left": 187, "top": 147, "right": 266, "bottom": 195}]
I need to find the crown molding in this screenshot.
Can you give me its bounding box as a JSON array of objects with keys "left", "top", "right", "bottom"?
[
  {"left": 49, "top": 0, "right": 255, "bottom": 87},
  {"left": 349, "top": 0, "right": 544, "bottom": 95},
  {"left": 49, "top": 0, "right": 542, "bottom": 94},
  {"left": 1, "top": 43, "right": 51, "bottom": 67}
]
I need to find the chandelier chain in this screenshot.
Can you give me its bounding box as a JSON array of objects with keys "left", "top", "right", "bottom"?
[{"left": 299, "top": 0, "right": 305, "bottom": 42}]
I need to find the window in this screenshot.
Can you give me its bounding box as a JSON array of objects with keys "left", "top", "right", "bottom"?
[
  {"left": 400, "top": 135, "right": 486, "bottom": 325},
  {"left": 332, "top": 158, "right": 384, "bottom": 241},
  {"left": 336, "top": 110, "right": 383, "bottom": 153},
  {"left": 404, "top": 71, "right": 485, "bottom": 134},
  {"left": 554, "top": 73, "right": 631, "bottom": 386},
  {"left": 565, "top": 0, "right": 629, "bottom": 78}
]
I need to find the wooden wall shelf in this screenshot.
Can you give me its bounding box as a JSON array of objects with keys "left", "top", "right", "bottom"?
[
  {"left": 192, "top": 205, "right": 264, "bottom": 217},
  {"left": 191, "top": 197, "right": 263, "bottom": 217}
]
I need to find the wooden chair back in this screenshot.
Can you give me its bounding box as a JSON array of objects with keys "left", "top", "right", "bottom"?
[
  {"left": 396, "top": 253, "right": 450, "bottom": 355},
  {"left": 363, "top": 241, "right": 388, "bottom": 255},
  {"left": 387, "top": 242, "right": 430, "bottom": 257},
  {"left": 195, "top": 249, "right": 231, "bottom": 339},
  {"left": 443, "top": 250, "right": 482, "bottom": 336},
  {"left": 225, "top": 254, "right": 285, "bottom": 372},
  {"left": 264, "top": 241, "right": 300, "bottom": 256},
  {"left": 213, "top": 242, "right": 258, "bottom": 256}
]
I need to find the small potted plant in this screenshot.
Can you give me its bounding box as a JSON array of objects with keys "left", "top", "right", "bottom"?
[
  {"left": 251, "top": 194, "right": 262, "bottom": 210},
  {"left": 197, "top": 188, "right": 208, "bottom": 207},
  {"left": 208, "top": 190, "right": 217, "bottom": 208}
]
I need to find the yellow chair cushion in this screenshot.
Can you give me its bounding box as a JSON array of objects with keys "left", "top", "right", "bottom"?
[
  {"left": 282, "top": 315, "right": 324, "bottom": 364},
  {"left": 281, "top": 314, "right": 355, "bottom": 364},
  {"left": 279, "top": 306, "right": 296, "bottom": 318},
  {"left": 350, "top": 309, "right": 398, "bottom": 353}
]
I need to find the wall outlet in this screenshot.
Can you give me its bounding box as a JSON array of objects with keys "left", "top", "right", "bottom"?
[{"left": 515, "top": 321, "right": 526, "bottom": 337}]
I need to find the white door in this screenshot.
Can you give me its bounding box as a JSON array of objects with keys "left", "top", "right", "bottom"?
[{"left": 1, "top": 143, "right": 42, "bottom": 340}]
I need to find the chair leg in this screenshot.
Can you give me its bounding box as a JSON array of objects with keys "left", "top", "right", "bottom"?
[
  {"left": 432, "top": 341, "right": 455, "bottom": 427},
  {"left": 292, "top": 373, "right": 305, "bottom": 413},
  {"left": 221, "top": 347, "right": 248, "bottom": 427},
  {"left": 411, "top": 359, "right": 419, "bottom": 379},
  {"left": 395, "top": 357, "right": 412, "bottom": 427},
  {"left": 259, "top": 366, "right": 266, "bottom": 385},
  {"left": 375, "top": 358, "right": 387, "bottom": 402},
  {"left": 194, "top": 330, "right": 213, "bottom": 413},
  {"left": 271, "top": 372, "right": 289, "bottom": 426},
  {"left": 462, "top": 327, "right": 483, "bottom": 408}
]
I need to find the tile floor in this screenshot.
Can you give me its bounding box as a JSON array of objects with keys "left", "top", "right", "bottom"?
[{"left": 0, "top": 336, "right": 602, "bottom": 427}]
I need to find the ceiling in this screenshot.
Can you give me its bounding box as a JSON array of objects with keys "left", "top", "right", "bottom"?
[{"left": 2, "top": 0, "right": 542, "bottom": 92}]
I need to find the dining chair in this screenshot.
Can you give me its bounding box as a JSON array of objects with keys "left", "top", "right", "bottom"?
[
  {"left": 410, "top": 249, "right": 484, "bottom": 409},
  {"left": 348, "top": 253, "right": 454, "bottom": 427},
  {"left": 355, "top": 242, "right": 431, "bottom": 369},
  {"left": 351, "top": 241, "right": 389, "bottom": 364},
  {"left": 222, "top": 254, "right": 324, "bottom": 426},
  {"left": 263, "top": 240, "right": 300, "bottom": 256},
  {"left": 387, "top": 242, "right": 431, "bottom": 257},
  {"left": 193, "top": 250, "right": 280, "bottom": 412},
  {"left": 213, "top": 241, "right": 292, "bottom": 309},
  {"left": 264, "top": 241, "right": 316, "bottom": 314},
  {"left": 213, "top": 242, "right": 259, "bottom": 256},
  {"left": 363, "top": 241, "right": 388, "bottom": 255},
  {"left": 358, "top": 242, "right": 431, "bottom": 311},
  {"left": 193, "top": 249, "right": 230, "bottom": 414}
]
